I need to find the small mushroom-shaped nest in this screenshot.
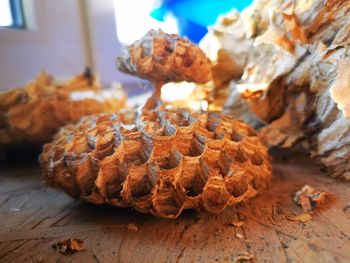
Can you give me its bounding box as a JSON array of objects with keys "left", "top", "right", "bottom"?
[
  {"left": 0, "top": 70, "right": 127, "bottom": 145},
  {"left": 117, "top": 29, "right": 212, "bottom": 84},
  {"left": 40, "top": 108, "right": 271, "bottom": 219}
]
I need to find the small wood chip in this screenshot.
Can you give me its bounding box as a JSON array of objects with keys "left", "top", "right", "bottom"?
[
  {"left": 286, "top": 213, "right": 312, "bottom": 222},
  {"left": 230, "top": 220, "right": 245, "bottom": 227},
  {"left": 52, "top": 238, "right": 86, "bottom": 255},
  {"left": 127, "top": 223, "right": 138, "bottom": 231},
  {"left": 236, "top": 233, "right": 244, "bottom": 239},
  {"left": 234, "top": 252, "right": 255, "bottom": 262}
]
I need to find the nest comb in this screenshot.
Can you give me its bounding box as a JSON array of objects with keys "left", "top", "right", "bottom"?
[
  {"left": 0, "top": 69, "right": 127, "bottom": 146},
  {"left": 117, "top": 29, "right": 212, "bottom": 84},
  {"left": 40, "top": 108, "right": 271, "bottom": 218},
  {"left": 40, "top": 30, "right": 272, "bottom": 218}
]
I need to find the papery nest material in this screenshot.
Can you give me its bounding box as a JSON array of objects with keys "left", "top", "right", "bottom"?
[{"left": 0, "top": 68, "right": 127, "bottom": 146}]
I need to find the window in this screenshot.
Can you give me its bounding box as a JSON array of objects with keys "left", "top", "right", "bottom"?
[
  {"left": 114, "top": 0, "right": 178, "bottom": 45},
  {"left": 0, "top": 0, "right": 25, "bottom": 28}
]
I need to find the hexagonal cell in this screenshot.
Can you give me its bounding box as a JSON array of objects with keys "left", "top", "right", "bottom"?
[
  {"left": 179, "top": 165, "right": 205, "bottom": 198},
  {"left": 162, "top": 121, "right": 176, "bottom": 136},
  {"left": 131, "top": 175, "right": 154, "bottom": 198},
  {"left": 122, "top": 140, "right": 148, "bottom": 166},
  {"left": 176, "top": 111, "right": 196, "bottom": 127},
  {"left": 127, "top": 165, "right": 155, "bottom": 199},
  {"left": 206, "top": 120, "right": 220, "bottom": 132},
  {"left": 225, "top": 175, "right": 249, "bottom": 198},
  {"left": 141, "top": 110, "right": 160, "bottom": 123},
  {"left": 250, "top": 152, "right": 264, "bottom": 166},
  {"left": 105, "top": 178, "right": 125, "bottom": 200},
  {"left": 201, "top": 178, "right": 231, "bottom": 213},
  {"left": 153, "top": 149, "right": 181, "bottom": 170},
  {"left": 163, "top": 110, "right": 196, "bottom": 128},
  {"left": 218, "top": 152, "right": 232, "bottom": 177},
  {"left": 234, "top": 146, "right": 249, "bottom": 163},
  {"left": 95, "top": 132, "right": 115, "bottom": 159},
  {"left": 67, "top": 134, "right": 92, "bottom": 156},
  {"left": 176, "top": 135, "right": 205, "bottom": 157},
  {"left": 101, "top": 161, "right": 127, "bottom": 200},
  {"left": 231, "top": 131, "right": 243, "bottom": 142},
  {"left": 152, "top": 182, "right": 185, "bottom": 218},
  {"left": 73, "top": 155, "right": 98, "bottom": 197}
]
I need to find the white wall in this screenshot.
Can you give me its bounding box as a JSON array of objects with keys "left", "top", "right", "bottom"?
[
  {"left": 0, "top": 0, "right": 89, "bottom": 91},
  {"left": 0, "top": 0, "right": 138, "bottom": 92},
  {"left": 86, "top": 0, "right": 139, "bottom": 86}
]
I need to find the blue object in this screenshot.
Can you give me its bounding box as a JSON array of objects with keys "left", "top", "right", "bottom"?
[{"left": 151, "top": 0, "right": 253, "bottom": 43}]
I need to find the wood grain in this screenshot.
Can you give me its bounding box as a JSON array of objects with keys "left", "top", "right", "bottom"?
[{"left": 0, "top": 151, "right": 349, "bottom": 263}]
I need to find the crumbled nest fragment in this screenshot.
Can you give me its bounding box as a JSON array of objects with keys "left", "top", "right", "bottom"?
[
  {"left": 0, "top": 69, "right": 127, "bottom": 146},
  {"left": 293, "top": 185, "right": 330, "bottom": 213},
  {"left": 117, "top": 29, "right": 212, "bottom": 84},
  {"left": 52, "top": 238, "right": 86, "bottom": 255},
  {"left": 40, "top": 108, "right": 271, "bottom": 219}
]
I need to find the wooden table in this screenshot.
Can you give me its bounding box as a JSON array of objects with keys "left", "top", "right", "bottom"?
[{"left": 0, "top": 151, "right": 349, "bottom": 263}]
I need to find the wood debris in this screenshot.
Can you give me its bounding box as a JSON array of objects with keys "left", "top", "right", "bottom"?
[
  {"left": 286, "top": 213, "right": 312, "bottom": 223},
  {"left": 234, "top": 252, "right": 255, "bottom": 262},
  {"left": 235, "top": 233, "right": 244, "bottom": 239},
  {"left": 52, "top": 238, "right": 86, "bottom": 255},
  {"left": 127, "top": 223, "right": 138, "bottom": 232}
]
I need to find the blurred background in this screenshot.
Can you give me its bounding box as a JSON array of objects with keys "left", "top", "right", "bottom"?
[{"left": 0, "top": 0, "right": 252, "bottom": 92}]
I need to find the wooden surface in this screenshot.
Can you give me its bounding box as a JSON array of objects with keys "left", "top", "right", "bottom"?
[{"left": 0, "top": 151, "right": 349, "bottom": 263}]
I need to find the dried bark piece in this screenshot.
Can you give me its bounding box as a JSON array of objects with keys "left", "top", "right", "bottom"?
[
  {"left": 117, "top": 29, "right": 212, "bottom": 84},
  {"left": 294, "top": 185, "right": 329, "bottom": 213},
  {"left": 52, "top": 238, "right": 86, "bottom": 255},
  {"left": 40, "top": 108, "right": 271, "bottom": 219},
  {"left": 0, "top": 69, "right": 127, "bottom": 146}
]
